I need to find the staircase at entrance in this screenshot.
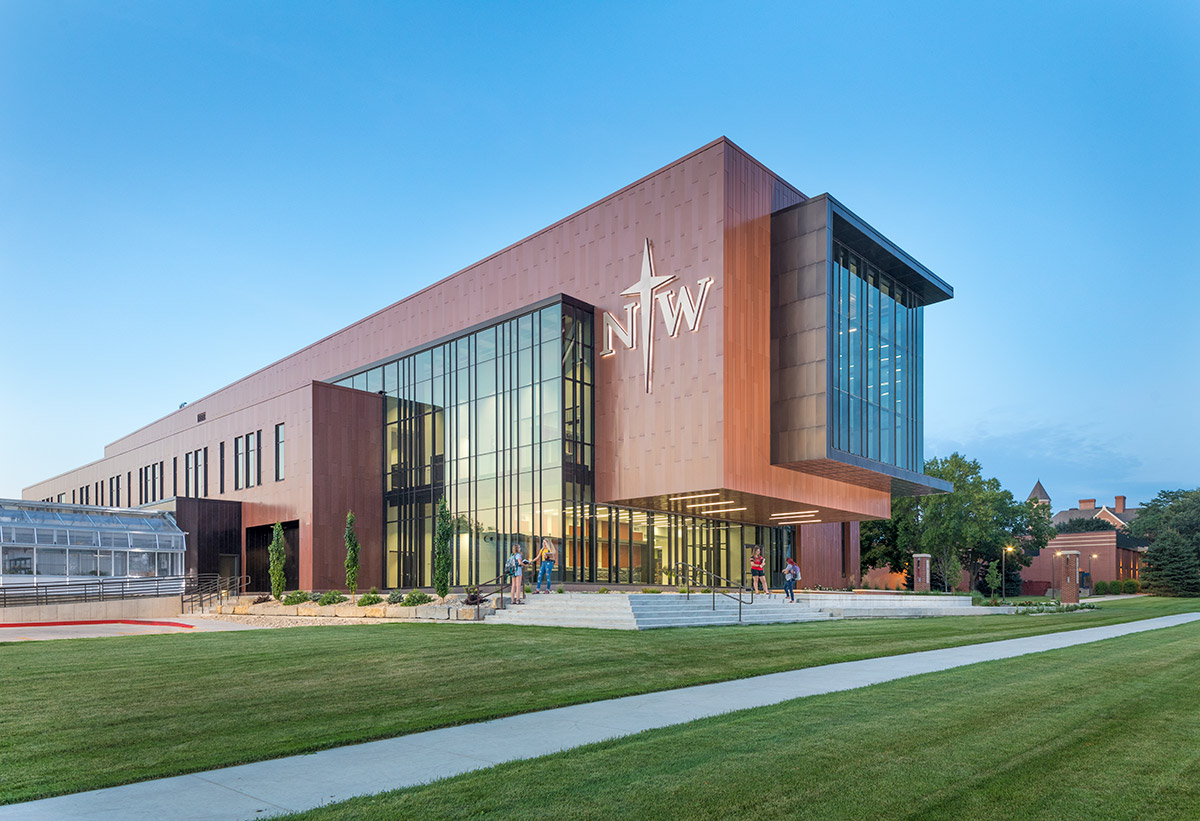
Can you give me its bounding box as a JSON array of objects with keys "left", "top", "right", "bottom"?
[{"left": 484, "top": 591, "right": 1011, "bottom": 630}]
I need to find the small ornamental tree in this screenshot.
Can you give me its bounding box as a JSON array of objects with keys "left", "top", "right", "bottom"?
[
  {"left": 433, "top": 497, "right": 453, "bottom": 599},
  {"left": 984, "top": 561, "right": 1002, "bottom": 599},
  {"left": 268, "top": 521, "right": 287, "bottom": 600},
  {"left": 344, "top": 511, "right": 360, "bottom": 601}
]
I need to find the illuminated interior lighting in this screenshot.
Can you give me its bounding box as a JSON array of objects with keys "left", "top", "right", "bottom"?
[
  {"left": 770, "top": 510, "right": 819, "bottom": 518},
  {"left": 687, "top": 500, "right": 736, "bottom": 509},
  {"left": 709, "top": 507, "right": 747, "bottom": 514},
  {"left": 668, "top": 492, "right": 720, "bottom": 501}
]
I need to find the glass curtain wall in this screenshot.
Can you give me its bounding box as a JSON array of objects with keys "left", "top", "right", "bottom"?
[
  {"left": 830, "top": 240, "right": 924, "bottom": 471},
  {"left": 336, "top": 299, "right": 594, "bottom": 590},
  {"left": 570, "top": 504, "right": 789, "bottom": 588},
  {"left": 336, "top": 296, "right": 789, "bottom": 591}
]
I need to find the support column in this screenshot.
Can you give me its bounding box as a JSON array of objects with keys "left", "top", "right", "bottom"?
[
  {"left": 1057, "top": 550, "right": 1080, "bottom": 604},
  {"left": 913, "top": 553, "right": 931, "bottom": 592}
]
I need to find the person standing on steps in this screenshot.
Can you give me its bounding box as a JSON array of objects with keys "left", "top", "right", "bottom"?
[
  {"left": 533, "top": 537, "right": 558, "bottom": 594},
  {"left": 505, "top": 544, "right": 528, "bottom": 603},
  {"left": 749, "top": 546, "right": 770, "bottom": 596},
  {"left": 783, "top": 556, "right": 801, "bottom": 602}
]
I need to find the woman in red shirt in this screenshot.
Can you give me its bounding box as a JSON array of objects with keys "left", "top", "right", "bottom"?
[{"left": 749, "top": 546, "right": 769, "bottom": 595}]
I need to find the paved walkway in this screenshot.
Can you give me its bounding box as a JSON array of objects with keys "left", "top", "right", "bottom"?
[
  {"left": 5, "top": 613, "right": 1198, "bottom": 820},
  {"left": 0, "top": 617, "right": 261, "bottom": 642}
]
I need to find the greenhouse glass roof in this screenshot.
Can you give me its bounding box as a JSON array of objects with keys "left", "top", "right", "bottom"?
[{"left": 0, "top": 499, "right": 185, "bottom": 552}]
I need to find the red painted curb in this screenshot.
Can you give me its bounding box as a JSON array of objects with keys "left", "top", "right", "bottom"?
[{"left": 0, "top": 619, "right": 195, "bottom": 629}]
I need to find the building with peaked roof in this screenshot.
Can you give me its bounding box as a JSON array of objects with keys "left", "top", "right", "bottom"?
[
  {"left": 1051, "top": 496, "right": 1142, "bottom": 530},
  {"left": 21, "top": 138, "right": 954, "bottom": 593},
  {"left": 1027, "top": 480, "right": 1051, "bottom": 506},
  {"left": 1018, "top": 484, "right": 1145, "bottom": 594}
]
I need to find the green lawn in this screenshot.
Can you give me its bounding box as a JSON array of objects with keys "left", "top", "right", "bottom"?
[
  {"left": 287, "top": 619, "right": 1200, "bottom": 820},
  {"left": 2, "top": 596, "right": 1198, "bottom": 805}
]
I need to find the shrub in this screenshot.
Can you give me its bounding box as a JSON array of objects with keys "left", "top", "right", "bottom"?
[
  {"left": 317, "top": 590, "right": 347, "bottom": 606},
  {"left": 1123, "top": 578, "right": 1140, "bottom": 594},
  {"left": 677, "top": 586, "right": 692, "bottom": 594},
  {"left": 701, "top": 587, "right": 713, "bottom": 593},
  {"left": 387, "top": 590, "right": 407, "bottom": 604},
  {"left": 357, "top": 591, "right": 383, "bottom": 607},
  {"left": 524, "top": 584, "right": 532, "bottom": 593},
  {"left": 281, "top": 591, "right": 310, "bottom": 606},
  {"left": 1093, "top": 580, "right": 1108, "bottom": 595},
  {"left": 252, "top": 593, "right": 272, "bottom": 605},
  {"left": 401, "top": 591, "right": 432, "bottom": 607},
  {"left": 597, "top": 587, "right": 609, "bottom": 594},
  {"left": 641, "top": 588, "right": 662, "bottom": 593},
  {"left": 556, "top": 586, "right": 565, "bottom": 593}
]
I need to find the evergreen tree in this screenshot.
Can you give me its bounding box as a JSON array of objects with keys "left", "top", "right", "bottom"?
[
  {"left": 433, "top": 497, "right": 453, "bottom": 599},
  {"left": 268, "top": 521, "right": 286, "bottom": 600},
  {"left": 344, "top": 511, "right": 360, "bottom": 600},
  {"left": 1141, "top": 531, "right": 1200, "bottom": 597}
]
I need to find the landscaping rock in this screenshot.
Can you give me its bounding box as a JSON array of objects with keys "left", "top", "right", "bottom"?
[
  {"left": 332, "top": 605, "right": 364, "bottom": 618},
  {"left": 296, "top": 603, "right": 321, "bottom": 617},
  {"left": 415, "top": 605, "right": 451, "bottom": 620},
  {"left": 385, "top": 605, "right": 416, "bottom": 619},
  {"left": 360, "top": 605, "right": 388, "bottom": 618}
]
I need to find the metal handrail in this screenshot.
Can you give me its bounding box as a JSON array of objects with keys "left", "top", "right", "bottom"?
[
  {"left": 180, "top": 573, "right": 247, "bottom": 614},
  {"left": 469, "top": 574, "right": 506, "bottom": 621},
  {"left": 675, "top": 561, "right": 755, "bottom": 622},
  {"left": 0, "top": 575, "right": 189, "bottom": 609}
]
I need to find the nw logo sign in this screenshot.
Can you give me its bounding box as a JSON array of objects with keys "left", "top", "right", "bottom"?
[{"left": 599, "top": 238, "right": 714, "bottom": 393}]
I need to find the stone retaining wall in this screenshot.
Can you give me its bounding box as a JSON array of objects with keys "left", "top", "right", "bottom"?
[{"left": 215, "top": 599, "right": 493, "bottom": 621}]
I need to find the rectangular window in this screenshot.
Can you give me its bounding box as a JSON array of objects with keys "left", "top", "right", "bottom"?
[
  {"left": 159, "top": 462, "right": 164, "bottom": 500},
  {"left": 185, "top": 453, "right": 193, "bottom": 497},
  {"left": 256, "top": 429, "right": 262, "bottom": 486},
  {"left": 275, "top": 423, "right": 285, "bottom": 481},
  {"left": 219, "top": 442, "right": 225, "bottom": 494},
  {"left": 246, "top": 431, "right": 257, "bottom": 488},
  {"left": 202, "top": 446, "right": 209, "bottom": 496},
  {"left": 172, "top": 456, "right": 178, "bottom": 497},
  {"left": 234, "top": 437, "right": 244, "bottom": 490},
  {"left": 116, "top": 476, "right": 121, "bottom": 507}
]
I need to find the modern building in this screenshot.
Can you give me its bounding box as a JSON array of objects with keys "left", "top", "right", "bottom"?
[{"left": 23, "top": 138, "right": 953, "bottom": 593}]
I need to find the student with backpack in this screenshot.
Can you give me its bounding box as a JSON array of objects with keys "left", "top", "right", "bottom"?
[
  {"left": 783, "top": 556, "right": 801, "bottom": 602},
  {"left": 505, "top": 545, "right": 528, "bottom": 603}
]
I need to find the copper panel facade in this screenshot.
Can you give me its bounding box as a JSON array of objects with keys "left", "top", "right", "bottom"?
[
  {"left": 310, "top": 383, "right": 383, "bottom": 590},
  {"left": 23, "top": 138, "right": 955, "bottom": 589}
]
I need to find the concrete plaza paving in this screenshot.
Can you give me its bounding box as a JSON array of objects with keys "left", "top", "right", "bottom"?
[
  {"left": 0, "top": 616, "right": 262, "bottom": 642},
  {"left": 4, "top": 612, "right": 1198, "bottom": 820}
]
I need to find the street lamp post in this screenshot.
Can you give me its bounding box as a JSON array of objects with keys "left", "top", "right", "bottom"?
[
  {"left": 1090, "top": 553, "right": 1097, "bottom": 590},
  {"left": 1003, "top": 545, "right": 1014, "bottom": 604},
  {"left": 1053, "top": 551, "right": 1062, "bottom": 600}
]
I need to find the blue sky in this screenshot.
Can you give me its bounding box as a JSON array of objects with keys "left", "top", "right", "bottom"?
[{"left": 1, "top": 0, "right": 1197, "bottom": 511}]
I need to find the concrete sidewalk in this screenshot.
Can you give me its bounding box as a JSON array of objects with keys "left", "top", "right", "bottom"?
[{"left": 5, "top": 613, "right": 1198, "bottom": 820}]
